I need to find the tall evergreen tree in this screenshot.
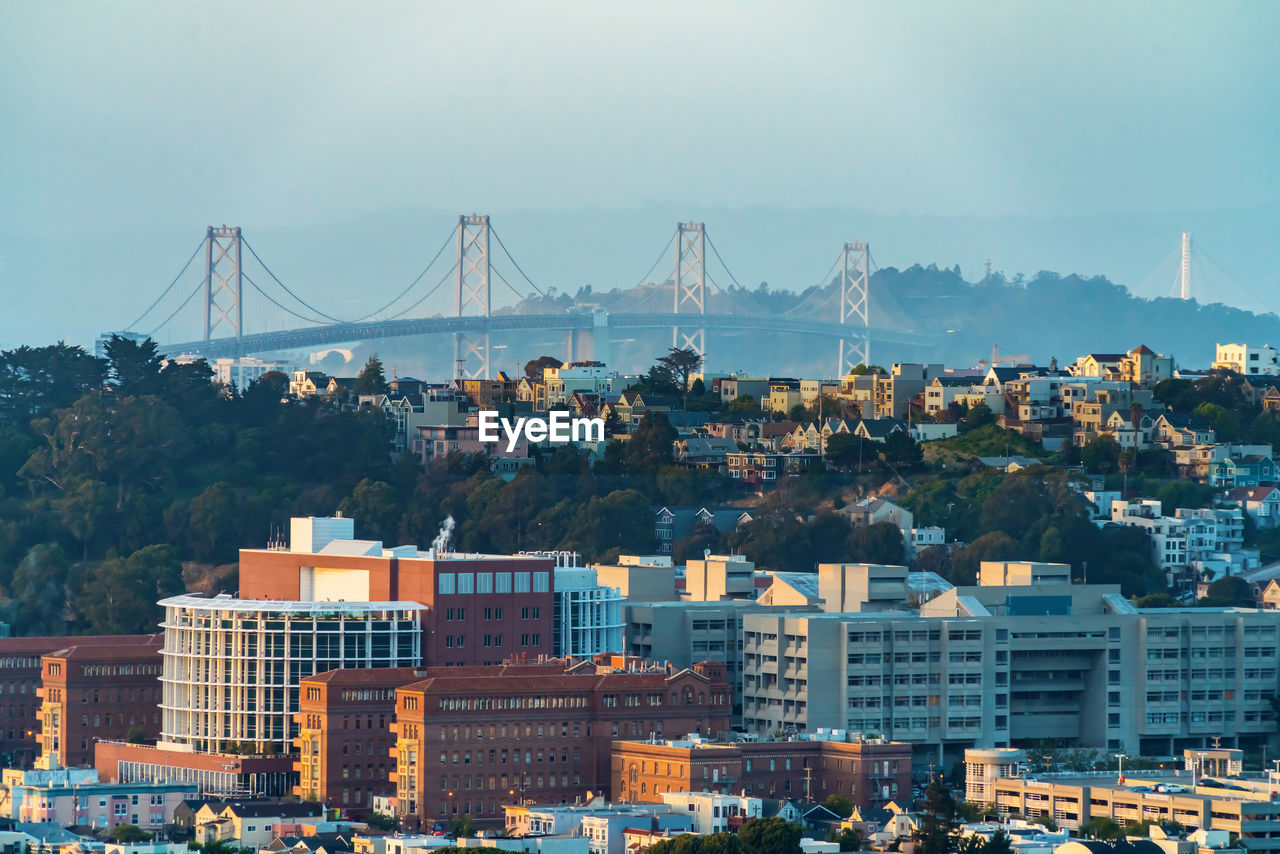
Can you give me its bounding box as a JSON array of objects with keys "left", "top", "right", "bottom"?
[{"left": 914, "top": 775, "right": 960, "bottom": 854}]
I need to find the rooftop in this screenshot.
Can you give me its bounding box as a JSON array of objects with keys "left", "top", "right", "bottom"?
[{"left": 159, "top": 594, "right": 427, "bottom": 614}]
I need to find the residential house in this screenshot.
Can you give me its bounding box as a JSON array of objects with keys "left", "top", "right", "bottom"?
[
  {"left": 765, "top": 378, "right": 804, "bottom": 415},
  {"left": 924, "top": 376, "right": 980, "bottom": 415},
  {"left": 544, "top": 362, "right": 613, "bottom": 407},
  {"left": 652, "top": 506, "right": 753, "bottom": 555},
  {"left": 1108, "top": 499, "right": 1217, "bottom": 582},
  {"left": 1068, "top": 345, "right": 1173, "bottom": 386},
  {"left": 1210, "top": 454, "right": 1277, "bottom": 488},
  {"left": 289, "top": 371, "right": 328, "bottom": 399},
  {"left": 194, "top": 802, "right": 327, "bottom": 849},
  {"left": 1226, "top": 485, "right": 1280, "bottom": 529},
  {"left": 1152, "top": 413, "right": 1216, "bottom": 448},
  {"left": 874, "top": 363, "right": 943, "bottom": 419},
  {"left": 673, "top": 436, "right": 739, "bottom": 472},
  {"left": 604, "top": 393, "right": 680, "bottom": 430},
  {"left": 719, "top": 376, "right": 772, "bottom": 406},
  {"left": 726, "top": 450, "right": 822, "bottom": 487},
  {"left": 1214, "top": 343, "right": 1280, "bottom": 376}
]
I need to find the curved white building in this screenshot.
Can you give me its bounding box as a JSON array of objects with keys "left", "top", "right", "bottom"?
[{"left": 159, "top": 595, "right": 424, "bottom": 753}]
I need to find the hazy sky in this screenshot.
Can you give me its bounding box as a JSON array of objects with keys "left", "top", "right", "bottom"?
[{"left": 2, "top": 1, "right": 1278, "bottom": 346}]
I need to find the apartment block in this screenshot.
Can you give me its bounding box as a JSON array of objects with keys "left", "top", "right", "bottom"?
[
  {"left": 0, "top": 766, "right": 195, "bottom": 830},
  {"left": 388, "top": 657, "right": 731, "bottom": 828},
  {"left": 294, "top": 667, "right": 425, "bottom": 815},
  {"left": 612, "top": 732, "right": 912, "bottom": 808},
  {"left": 740, "top": 561, "right": 1280, "bottom": 765},
  {"left": 37, "top": 635, "right": 164, "bottom": 768}
]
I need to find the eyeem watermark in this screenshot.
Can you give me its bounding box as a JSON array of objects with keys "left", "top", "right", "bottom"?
[{"left": 478, "top": 411, "right": 604, "bottom": 452}]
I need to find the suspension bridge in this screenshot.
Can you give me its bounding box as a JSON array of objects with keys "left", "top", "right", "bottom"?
[{"left": 119, "top": 216, "right": 938, "bottom": 378}]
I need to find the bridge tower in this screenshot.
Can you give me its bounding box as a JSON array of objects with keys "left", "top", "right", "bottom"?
[
  {"left": 673, "top": 221, "right": 706, "bottom": 358},
  {"left": 837, "top": 241, "right": 871, "bottom": 376},
  {"left": 1179, "top": 232, "right": 1192, "bottom": 300},
  {"left": 203, "top": 225, "right": 242, "bottom": 342},
  {"left": 454, "top": 214, "right": 492, "bottom": 379}
]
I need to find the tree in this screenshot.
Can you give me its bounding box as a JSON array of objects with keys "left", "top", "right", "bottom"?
[
  {"left": 1080, "top": 434, "right": 1121, "bottom": 473},
  {"left": 657, "top": 347, "right": 704, "bottom": 393},
  {"left": 365, "top": 811, "right": 400, "bottom": 831},
  {"left": 950, "top": 531, "right": 1019, "bottom": 585},
  {"left": 70, "top": 544, "right": 183, "bottom": 634},
  {"left": 523, "top": 355, "right": 563, "bottom": 381},
  {"left": 829, "top": 827, "right": 862, "bottom": 852},
  {"left": 8, "top": 544, "right": 70, "bottom": 636},
  {"left": 1080, "top": 817, "right": 1124, "bottom": 840},
  {"left": 1134, "top": 592, "right": 1178, "bottom": 608},
  {"left": 354, "top": 354, "right": 390, "bottom": 396},
  {"left": 822, "top": 794, "right": 854, "bottom": 819},
  {"left": 983, "top": 829, "right": 1013, "bottom": 854},
  {"left": 1202, "top": 575, "right": 1253, "bottom": 607},
  {"left": 446, "top": 816, "right": 477, "bottom": 838},
  {"left": 825, "top": 432, "right": 874, "bottom": 472},
  {"left": 881, "top": 431, "right": 923, "bottom": 468},
  {"left": 627, "top": 413, "right": 678, "bottom": 474},
  {"left": 914, "top": 775, "right": 959, "bottom": 854},
  {"left": 738, "top": 817, "right": 802, "bottom": 854},
  {"left": 105, "top": 824, "right": 152, "bottom": 843},
  {"left": 103, "top": 335, "right": 163, "bottom": 396}
]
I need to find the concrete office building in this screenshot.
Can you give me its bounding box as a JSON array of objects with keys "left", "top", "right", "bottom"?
[
  {"left": 625, "top": 600, "right": 819, "bottom": 725},
  {"left": 741, "top": 561, "right": 1280, "bottom": 765},
  {"left": 988, "top": 771, "right": 1280, "bottom": 851}
]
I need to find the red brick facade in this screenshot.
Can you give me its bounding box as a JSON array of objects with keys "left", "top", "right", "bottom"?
[
  {"left": 238, "top": 550, "right": 555, "bottom": 667},
  {"left": 294, "top": 667, "right": 425, "bottom": 816},
  {"left": 611, "top": 736, "right": 912, "bottom": 808},
  {"left": 38, "top": 635, "right": 164, "bottom": 768},
  {"left": 390, "top": 657, "right": 731, "bottom": 827}
]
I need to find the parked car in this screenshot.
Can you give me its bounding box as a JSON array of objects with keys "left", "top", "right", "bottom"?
[
  {"left": 1128, "top": 786, "right": 1153, "bottom": 793},
  {"left": 1156, "top": 784, "right": 1186, "bottom": 793}
]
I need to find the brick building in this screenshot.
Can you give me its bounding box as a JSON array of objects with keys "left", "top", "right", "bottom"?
[
  {"left": 238, "top": 516, "right": 556, "bottom": 667},
  {"left": 294, "top": 667, "right": 426, "bottom": 815},
  {"left": 0, "top": 635, "right": 154, "bottom": 769},
  {"left": 38, "top": 635, "right": 164, "bottom": 768},
  {"left": 389, "top": 656, "right": 731, "bottom": 828},
  {"left": 611, "top": 734, "right": 912, "bottom": 809}
]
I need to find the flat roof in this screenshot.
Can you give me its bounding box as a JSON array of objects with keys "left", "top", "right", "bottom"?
[{"left": 159, "top": 595, "right": 427, "bottom": 614}]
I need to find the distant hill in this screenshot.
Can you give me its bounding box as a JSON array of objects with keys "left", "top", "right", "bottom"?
[{"left": 356, "top": 264, "right": 1280, "bottom": 379}]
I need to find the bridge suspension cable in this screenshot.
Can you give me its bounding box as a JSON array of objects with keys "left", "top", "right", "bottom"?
[
  {"left": 383, "top": 260, "right": 461, "bottom": 321},
  {"left": 347, "top": 223, "right": 460, "bottom": 322},
  {"left": 146, "top": 278, "right": 206, "bottom": 338},
  {"left": 126, "top": 237, "right": 206, "bottom": 331},
  {"left": 705, "top": 233, "right": 745, "bottom": 292},
  {"left": 634, "top": 232, "right": 677, "bottom": 288},
  {"left": 490, "top": 228, "right": 547, "bottom": 299},
  {"left": 241, "top": 238, "right": 349, "bottom": 324},
  {"left": 242, "top": 272, "right": 334, "bottom": 326}
]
